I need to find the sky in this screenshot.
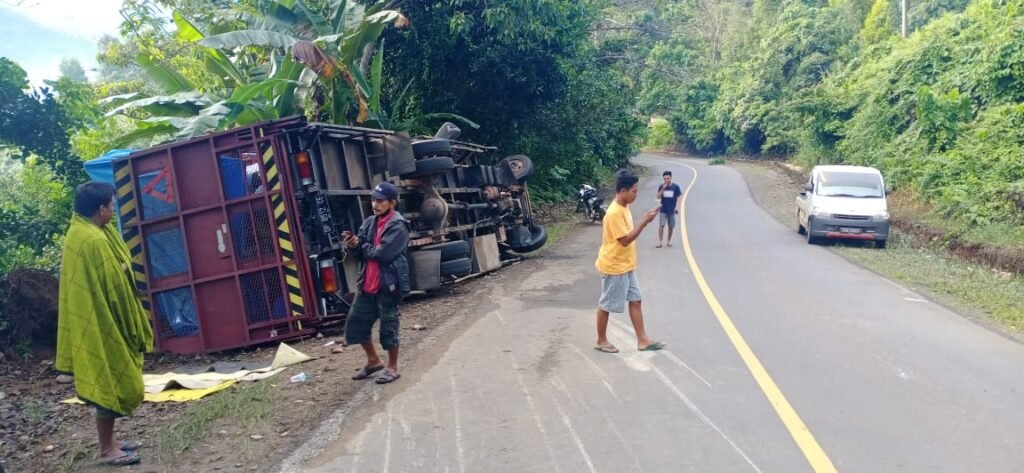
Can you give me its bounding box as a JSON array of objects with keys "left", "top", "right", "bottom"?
[{"left": 0, "top": 0, "right": 125, "bottom": 85}]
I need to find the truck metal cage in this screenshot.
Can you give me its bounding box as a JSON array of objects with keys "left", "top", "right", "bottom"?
[{"left": 112, "top": 117, "right": 545, "bottom": 354}]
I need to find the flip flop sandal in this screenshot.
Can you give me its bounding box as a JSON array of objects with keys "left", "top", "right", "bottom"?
[
  {"left": 121, "top": 440, "right": 143, "bottom": 450},
  {"left": 639, "top": 341, "right": 667, "bottom": 352},
  {"left": 352, "top": 364, "right": 385, "bottom": 380},
  {"left": 375, "top": 370, "right": 401, "bottom": 384},
  {"left": 593, "top": 344, "right": 619, "bottom": 354},
  {"left": 99, "top": 451, "right": 141, "bottom": 467}
]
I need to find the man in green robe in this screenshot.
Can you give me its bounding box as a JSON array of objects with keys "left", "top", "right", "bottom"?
[{"left": 55, "top": 182, "right": 154, "bottom": 467}]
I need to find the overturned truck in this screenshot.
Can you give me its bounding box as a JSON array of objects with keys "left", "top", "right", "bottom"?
[{"left": 106, "top": 117, "right": 546, "bottom": 354}]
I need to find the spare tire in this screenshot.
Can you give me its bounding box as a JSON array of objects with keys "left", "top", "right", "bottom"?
[
  {"left": 402, "top": 157, "right": 455, "bottom": 178},
  {"left": 440, "top": 257, "right": 472, "bottom": 277},
  {"left": 424, "top": 240, "right": 470, "bottom": 261},
  {"left": 508, "top": 224, "right": 547, "bottom": 254},
  {"left": 502, "top": 155, "right": 534, "bottom": 181},
  {"left": 412, "top": 139, "right": 451, "bottom": 158}
]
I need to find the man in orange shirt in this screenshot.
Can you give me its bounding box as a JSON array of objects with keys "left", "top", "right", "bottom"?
[{"left": 594, "top": 169, "right": 666, "bottom": 353}]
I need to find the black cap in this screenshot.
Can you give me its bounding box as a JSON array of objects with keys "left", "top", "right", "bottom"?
[{"left": 371, "top": 182, "right": 399, "bottom": 200}]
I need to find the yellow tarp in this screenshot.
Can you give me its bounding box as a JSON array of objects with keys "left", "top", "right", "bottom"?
[
  {"left": 60, "top": 343, "right": 313, "bottom": 405},
  {"left": 63, "top": 380, "right": 236, "bottom": 404}
]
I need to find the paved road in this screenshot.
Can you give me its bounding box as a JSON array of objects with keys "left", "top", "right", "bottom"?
[{"left": 284, "top": 155, "right": 1024, "bottom": 473}]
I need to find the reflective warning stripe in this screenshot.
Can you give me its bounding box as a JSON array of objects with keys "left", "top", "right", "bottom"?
[
  {"left": 261, "top": 143, "right": 305, "bottom": 319},
  {"left": 114, "top": 160, "right": 151, "bottom": 313},
  {"left": 115, "top": 161, "right": 138, "bottom": 227}
]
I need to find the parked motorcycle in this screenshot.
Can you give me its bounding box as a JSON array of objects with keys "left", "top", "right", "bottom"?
[{"left": 576, "top": 184, "right": 607, "bottom": 223}]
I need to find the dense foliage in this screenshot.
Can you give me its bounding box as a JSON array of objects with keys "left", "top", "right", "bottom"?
[{"left": 624, "top": 0, "right": 1023, "bottom": 231}]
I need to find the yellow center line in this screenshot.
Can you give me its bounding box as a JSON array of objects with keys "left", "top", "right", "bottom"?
[{"left": 673, "top": 159, "right": 839, "bottom": 473}]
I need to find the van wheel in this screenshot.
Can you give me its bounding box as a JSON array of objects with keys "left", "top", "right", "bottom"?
[{"left": 806, "top": 218, "right": 821, "bottom": 245}]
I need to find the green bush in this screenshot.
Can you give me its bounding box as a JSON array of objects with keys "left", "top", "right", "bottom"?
[{"left": 645, "top": 118, "right": 675, "bottom": 149}]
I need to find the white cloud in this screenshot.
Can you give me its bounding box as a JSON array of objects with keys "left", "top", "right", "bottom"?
[{"left": 3, "top": 0, "right": 125, "bottom": 43}]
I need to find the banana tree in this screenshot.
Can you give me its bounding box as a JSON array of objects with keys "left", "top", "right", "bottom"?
[
  {"left": 107, "top": 0, "right": 406, "bottom": 147},
  {"left": 350, "top": 39, "right": 480, "bottom": 134}
]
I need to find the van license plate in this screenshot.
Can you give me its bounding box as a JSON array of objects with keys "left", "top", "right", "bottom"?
[{"left": 839, "top": 227, "right": 862, "bottom": 234}]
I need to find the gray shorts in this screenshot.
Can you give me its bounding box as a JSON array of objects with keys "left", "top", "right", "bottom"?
[
  {"left": 659, "top": 211, "right": 676, "bottom": 228},
  {"left": 598, "top": 272, "right": 642, "bottom": 313}
]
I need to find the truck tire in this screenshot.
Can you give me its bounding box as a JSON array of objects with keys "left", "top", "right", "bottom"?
[
  {"left": 403, "top": 157, "right": 455, "bottom": 178},
  {"left": 408, "top": 249, "right": 442, "bottom": 291},
  {"left": 424, "top": 240, "right": 471, "bottom": 261},
  {"left": 797, "top": 211, "right": 806, "bottom": 235},
  {"left": 440, "top": 258, "right": 472, "bottom": 277},
  {"left": 876, "top": 239, "right": 887, "bottom": 249},
  {"left": 502, "top": 155, "right": 534, "bottom": 181},
  {"left": 508, "top": 224, "right": 547, "bottom": 253},
  {"left": 412, "top": 139, "right": 451, "bottom": 158}
]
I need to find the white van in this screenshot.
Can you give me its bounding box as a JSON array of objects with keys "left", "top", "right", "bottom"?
[{"left": 795, "top": 165, "right": 890, "bottom": 248}]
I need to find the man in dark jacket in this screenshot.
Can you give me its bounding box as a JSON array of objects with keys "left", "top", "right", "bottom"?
[{"left": 342, "top": 181, "right": 411, "bottom": 384}]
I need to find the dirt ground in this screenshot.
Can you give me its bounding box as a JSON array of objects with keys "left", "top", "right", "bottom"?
[{"left": 0, "top": 206, "right": 584, "bottom": 473}]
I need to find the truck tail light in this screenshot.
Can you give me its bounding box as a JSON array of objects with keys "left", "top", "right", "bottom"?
[
  {"left": 319, "top": 258, "right": 338, "bottom": 293},
  {"left": 295, "top": 151, "right": 314, "bottom": 186}
]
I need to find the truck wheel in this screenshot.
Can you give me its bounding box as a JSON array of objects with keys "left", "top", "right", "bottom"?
[
  {"left": 412, "top": 139, "right": 451, "bottom": 158},
  {"left": 502, "top": 155, "right": 534, "bottom": 181},
  {"left": 876, "top": 239, "right": 887, "bottom": 249},
  {"left": 508, "top": 224, "right": 547, "bottom": 253},
  {"left": 440, "top": 258, "right": 472, "bottom": 277},
  {"left": 409, "top": 250, "right": 442, "bottom": 291},
  {"left": 424, "top": 240, "right": 471, "bottom": 261},
  {"left": 797, "top": 211, "right": 806, "bottom": 235},
  {"left": 403, "top": 157, "right": 455, "bottom": 178}
]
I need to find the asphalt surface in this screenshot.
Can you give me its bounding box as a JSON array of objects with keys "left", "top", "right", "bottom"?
[{"left": 281, "top": 154, "right": 1024, "bottom": 473}]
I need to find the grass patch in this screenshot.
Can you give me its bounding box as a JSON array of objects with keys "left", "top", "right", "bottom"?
[
  {"left": 156, "top": 381, "right": 278, "bottom": 459},
  {"left": 834, "top": 230, "right": 1024, "bottom": 332},
  {"left": 889, "top": 189, "right": 1024, "bottom": 250},
  {"left": 708, "top": 158, "right": 726, "bottom": 166},
  {"left": 54, "top": 443, "right": 91, "bottom": 473},
  {"left": 22, "top": 400, "right": 47, "bottom": 423},
  {"left": 535, "top": 206, "right": 579, "bottom": 257}
]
